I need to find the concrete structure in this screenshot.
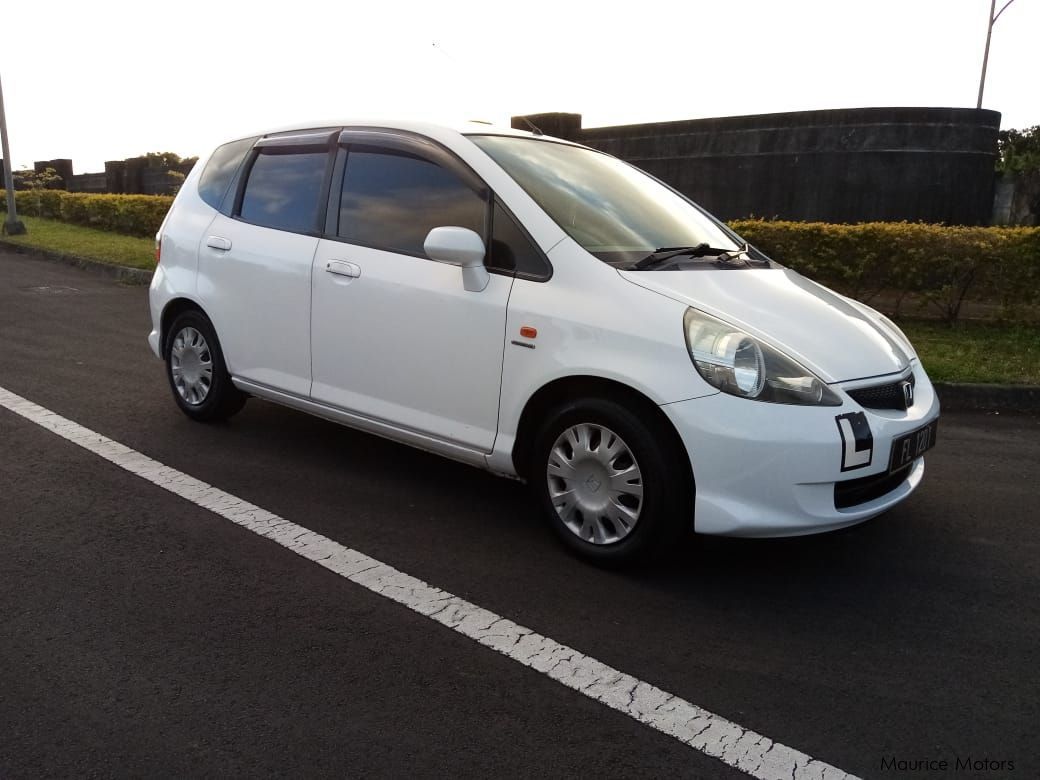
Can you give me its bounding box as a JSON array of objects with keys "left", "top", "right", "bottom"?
[
  {"left": 20, "top": 156, "right": 196, "bottom": 195},
  {"left": 33, "top": 158, "right": 73, "bottom": 187},
  {"left": 513, "top": 108, "right": 1002, "bottom": 226},
  {"left": 19, "top": 108, "right": 1009, "bottom": 223}
]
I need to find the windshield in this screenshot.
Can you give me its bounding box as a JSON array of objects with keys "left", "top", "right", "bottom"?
[{"left": 470, "top": 135, "right": 740, "bottom": 266}]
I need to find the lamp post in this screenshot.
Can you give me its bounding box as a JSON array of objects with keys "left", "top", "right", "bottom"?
[
  {"left": 977, "top": 0, "right": 1018, "bottom": 109},
  {"left": 0, "top": 72, "right": 26, "bottom": 235}
]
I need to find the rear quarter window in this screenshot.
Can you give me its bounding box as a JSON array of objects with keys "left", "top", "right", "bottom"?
[{"left": 197, "top": 137, "right": 256, "bottom": 210}]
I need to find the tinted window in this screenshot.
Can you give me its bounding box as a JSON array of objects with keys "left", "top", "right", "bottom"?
[
  {"left": 198, "top": 137, "right": 256, "bottom": 210},
  {"left": 338, "top": 148, "right": 485, "bottom": 256},
  {"left": 240, "top": 150, "right": 328, "bottom": 233},
  {"left": 489, "top": 199, "right": 550, "bottom": 278}
]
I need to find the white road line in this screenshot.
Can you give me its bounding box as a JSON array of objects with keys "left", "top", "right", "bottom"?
[{"left": 0, "top": 385, "right": 858, "bottom": 780}]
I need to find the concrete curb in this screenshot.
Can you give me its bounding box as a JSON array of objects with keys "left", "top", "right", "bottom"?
[
  {"left": 3, "top": 239, "right": 1037, "bottom": 413},
  {"left": 934, "top": 382, "right": 1040, "bottom": 414},
  {"left": 0, "top": 239, "right": 153, "bottom": 286}
]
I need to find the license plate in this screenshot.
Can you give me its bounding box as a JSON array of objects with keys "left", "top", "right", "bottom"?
[{"left": 888, "top": 418, "right": 938, "bottom": 472}]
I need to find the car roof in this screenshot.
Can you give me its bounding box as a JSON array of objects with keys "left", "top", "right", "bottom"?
[{"left": 222, "top": 119, "right": 584, "bottom": 149}]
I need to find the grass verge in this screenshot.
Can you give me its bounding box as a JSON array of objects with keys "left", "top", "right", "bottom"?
[
  {"left": 898, "top": 319, "right": 1040, "bottom": 385},
  {"left": 1, "top": 215, "right": 155, "bottom": 270}
]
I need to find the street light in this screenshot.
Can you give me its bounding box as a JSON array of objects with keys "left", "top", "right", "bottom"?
[
  {"left": 977, "top": 0, "right": 1018, "bottom": 109},
  {"left": 0, "top": 72, "right": 26, "bottom": 235}
]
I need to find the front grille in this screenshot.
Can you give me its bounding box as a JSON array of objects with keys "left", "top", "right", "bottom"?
[
  {"left": 847, "top": 373, "right": 916, "bottom": 411},
  {"left": 834, "top": 464, "right": 913, "bottom": 509}
]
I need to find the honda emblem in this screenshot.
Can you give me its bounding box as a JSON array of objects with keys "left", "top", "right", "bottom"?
[{"left": 901, "top": 380, "right": 914, "bottom": 408}]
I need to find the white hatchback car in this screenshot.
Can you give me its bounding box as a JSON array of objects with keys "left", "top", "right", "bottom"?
[{"left": 149, "top": 120, "right": 939, "bottom": 563}]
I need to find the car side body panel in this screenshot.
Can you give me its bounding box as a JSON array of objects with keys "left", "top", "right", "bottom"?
[
  {"left": 485, "top": 237, "right": 719, "bottom": 476},
  {"left": 310, "top": 238, "right": 514, "bottom": 452},
  {"left": 197, "top": 213, "right": 317, "bottom": 396},
  {"left": 148, "top": 157, "right": 211, "bottom": 359}
]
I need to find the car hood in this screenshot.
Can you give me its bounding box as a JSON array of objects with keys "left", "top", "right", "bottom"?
[{"left": 618, "top": 267, "right": 911, "bottom": 383}]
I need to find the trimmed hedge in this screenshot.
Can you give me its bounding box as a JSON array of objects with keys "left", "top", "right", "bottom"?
[
  {"left": 4, "top": 191, "right": 1039, "bottom": 322},
  {"left": 731, "top": 220, "right": 1040, "bottom": 322},
  {"left": 1, "top": 189, "right": 173, "bottom": 238}
]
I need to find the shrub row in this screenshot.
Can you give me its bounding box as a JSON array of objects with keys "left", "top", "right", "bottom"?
[
  {"left": 3, "top": 191, "right": 1038, "bottom": 321},
  {"left": 730, "top": 220, "right": 1040, "bottom": 322},
  {"left": 1, "top": 189, "right": 173, "bottom": 238}
]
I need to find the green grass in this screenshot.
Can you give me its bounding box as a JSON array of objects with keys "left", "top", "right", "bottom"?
[
  {"left": 1, "top": 215, "right": 155, "bottom": 270},
  {"left": 1, "top": 217, "right": 1035, "bottom": 384},
  {"left": 899, "top": 319, "right": 1040, "bottom": 385}
]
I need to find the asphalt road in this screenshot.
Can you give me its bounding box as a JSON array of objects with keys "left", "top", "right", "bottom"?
[{"left": 1, "top": 250, "right": 1038, "bottom": 778}]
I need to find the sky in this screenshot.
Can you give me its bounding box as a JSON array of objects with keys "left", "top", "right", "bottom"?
[{"left": 1, "top": 0, "right": 1036, "bottom": 173}]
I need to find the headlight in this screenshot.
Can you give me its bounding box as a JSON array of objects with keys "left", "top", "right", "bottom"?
[{"left": 683, "top": 308, "right": 842, "bottom": 406}]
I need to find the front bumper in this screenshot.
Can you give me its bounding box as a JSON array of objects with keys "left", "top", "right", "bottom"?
[
  {"left": 148, "top": 328, "right": 162, "bottom": 359},
  {"left": 661, "top": 361, "right": 939, "bottom": 537}
]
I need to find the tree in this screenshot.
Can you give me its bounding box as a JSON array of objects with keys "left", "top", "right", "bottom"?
[
  {"left": 136, "top": 151, "right": 199, "bottom": 172},
  {"left": 12, "top": 167, "right": 63, "bottom": 190},
  {"left": 996, "top": 126, "right": 1040, "bottom": 174},
  {"left": 165, "top": 169, "right": 185, "bottom": 195}
]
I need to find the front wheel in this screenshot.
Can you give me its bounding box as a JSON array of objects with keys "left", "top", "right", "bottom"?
[
  {"left": 530, "top": 398, "right": 690, "bottom": 565},
  {"left": 164, "top": 310, "right": 246, "bottom": 422}
]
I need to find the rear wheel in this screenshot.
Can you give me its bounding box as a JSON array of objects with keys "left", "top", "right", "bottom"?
[
  {"left": 164, "top": 310, "right": 246, "bottom": 422},
  {"left": 530, "top": 397, "right": 690, "bottom": 565}
]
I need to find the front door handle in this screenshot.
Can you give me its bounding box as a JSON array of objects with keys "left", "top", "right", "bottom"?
[
  {"left": 325, "top": 260, "right": 361, "bottom": 278},
  {"left": 206, "top": 236, "right": 232, "bottom": 251}
]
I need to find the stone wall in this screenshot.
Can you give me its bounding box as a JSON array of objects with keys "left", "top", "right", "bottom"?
[
  {"left": 22, "top": 108, "right": 1013, "bottom": 223},
  {"left": 992, "top": 171, "right": 1040, "bottom": 225},
  {"left": 22, "top": 157, "right": 195, "bottom": 196},
  {"left": 68, "top": 172, "right": 108, "bottom": 193}
]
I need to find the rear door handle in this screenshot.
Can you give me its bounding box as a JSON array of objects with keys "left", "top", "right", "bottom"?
[
  {"left": 206, "top": 236, "right": 232, "bottom": 251},
  {"left": 325, "top": 260, "right": 361, "bottom": 278}
]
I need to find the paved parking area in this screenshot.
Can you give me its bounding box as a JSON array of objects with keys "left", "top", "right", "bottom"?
[{"left": 1, "top": 250, "right": 1038, "bottom": 778}]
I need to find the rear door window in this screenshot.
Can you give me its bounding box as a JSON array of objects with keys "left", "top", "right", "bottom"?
[
  {"left": 337, "top": 147, "right": 486, "bottom": 256},
  {"left": 239, "top": 150, "right": 329, "bottom": 233}
]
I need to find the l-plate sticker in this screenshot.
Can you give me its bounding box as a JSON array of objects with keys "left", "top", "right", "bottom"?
[{"left": 836, "top": 412, "right": 873, "bottom": 471}]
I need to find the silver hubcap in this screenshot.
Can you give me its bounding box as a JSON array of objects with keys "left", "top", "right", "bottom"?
[
  {"left": 170, "top": 326, "right": 213, "bottom": 405},
  {"left": 546, "top": 423, "right": 644, "bottom": 545}
]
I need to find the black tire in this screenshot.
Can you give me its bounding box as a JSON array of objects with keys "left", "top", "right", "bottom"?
[
  {"left": 164, "top": 309, "right": 246, "bottom": 422},
  {"left": 529, "top": 397, "right": 691, "bottom": 566}
]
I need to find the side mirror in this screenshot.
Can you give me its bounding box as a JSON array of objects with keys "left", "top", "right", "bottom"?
[{"left": 423, "top": 226, "right": 490, "bottom": 292}]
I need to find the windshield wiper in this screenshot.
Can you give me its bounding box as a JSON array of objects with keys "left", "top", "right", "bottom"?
[
  {"left": 631, "top": 242, "right": 769, "bottom": 270},
  {"left": 713, "top": 243, "right": 752, "bottom": 265},
  {"left": 631, "top": 244, "right": 711, "bottom": 270}
]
